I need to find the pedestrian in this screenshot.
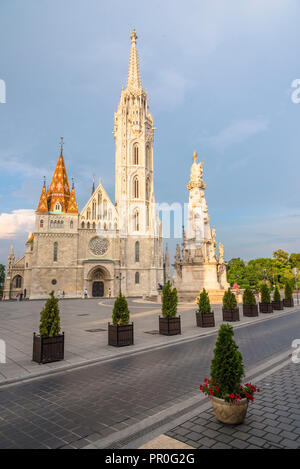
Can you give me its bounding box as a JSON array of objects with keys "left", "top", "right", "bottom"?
[
  {"left": 108, "top": 288, "right": 112, "bottom": 298},
  {"left": 62, "top": 290, "right": 65, "bottom": 299},
  {"left": 16, "top": 293, "right": 20, "bottom": 302},
  {"left": 84, "top": 288, "right": 88, "bottom": 299}
]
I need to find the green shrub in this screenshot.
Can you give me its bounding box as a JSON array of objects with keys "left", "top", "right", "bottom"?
[
  {"left": 112, "top": 292, "right": 130, "bottom": 326},
  {"left": 260, "top": 283, "right": 271, "bottom": 303},
  {"left": 243, "top": 287, "right": 256, "bottom": 306},
  {"left": 223, "top": 288, "right": 237, "bottom": 310},
  {"left": 273, "top": 285, "right": 281, "bottom": 302},
  {"left": 39, "top": 291, "right": 61, "bottom": 338},
  {"left": 285, "top": 282, "right": 293, "bottom": 300},
  {"left": 162, "top": 281, "right": 178, "bottom": 318},
  {"left": 197, "top": 289, "right": 211, "bottom": 314},
  {"left": 210, "top": 324, "right": 244, "bottom": 396}
]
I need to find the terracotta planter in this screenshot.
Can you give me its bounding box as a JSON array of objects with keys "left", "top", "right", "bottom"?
[
  {"left": 211, "top": 396, "right": 248, "bottom": 425},
  {"left": 222, "top": 308, "right": 240, "bottom": 322},
  {"left": 283, "top": 298, "right": 294, "bottom": 307},
  {"left": 272, "top": 300, "right": 283, "bottom": 311},
  {"left": 259, "top": 302, "right": 273, "bottom": 313},
  {"left": 108, "top": 323, "right": 134, "bottom": 347},
  {"left": 196, "top": 312, "right": 215, "bottom": 328},
  {"left": 159, "top": 316, "right": 181, "bottom": 336},
  {"left": 32, "top": 333, "right": 64, "bottom": 364},
  {"left": 243, "top": 304, "right": 258, "bottom": 317}
]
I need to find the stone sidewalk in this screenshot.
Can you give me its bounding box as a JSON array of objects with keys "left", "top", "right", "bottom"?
[
  {"left": 162, "top": 360, "right": 300, "bottom": 449},
  {"left": 0, "top": 298, "right": 299, "bottom": 385}
]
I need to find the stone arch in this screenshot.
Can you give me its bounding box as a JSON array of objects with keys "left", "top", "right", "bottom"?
[{"left": 13, "top": 275, "right": 23, "bottom": 289}]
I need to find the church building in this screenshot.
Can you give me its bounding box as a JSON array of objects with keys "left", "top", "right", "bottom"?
[{"left": 3, "top": 30, "right": 164, "bottom": 299}]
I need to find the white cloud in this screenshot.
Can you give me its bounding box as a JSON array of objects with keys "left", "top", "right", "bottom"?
[
  {"left": 0, "top": 209, "right": 35, "bottom": 239},
  {"left": 199, "top": 116, "right": 269, "bottom": 150}
]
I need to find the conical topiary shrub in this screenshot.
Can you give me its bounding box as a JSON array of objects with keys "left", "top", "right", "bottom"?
[
  {"left": 196, "top": 289, "right": 215, "bottom": 327},
  {"left": 272, "top": 285, "right": 283, "bottom": 310},
  {"left": 162, "top": 281, "right": 178, "bottom": 318},
  {"left": 242, "top": 287, "right": 258, "bottom": 317},
  {"left": 200, "top": 324, "right": 260, "bottom": 424},
  {"left": 198, "top": 288, "right": 211, "bottom": 314},
  {"left": 243, "top": 287, "right": 256, "bottom": 306},
  {"left": 222, "top": 288, "right": 239, "bottom": 322},
  {"left": 210, "top": 324, "right": 244, "bottom": 396},
  {"left": 112, "top": 292, "right": 130, "bottom": 326},
  {"left": 283, "top": 281, "right": 294, "bottom": 307},
  {"left": 159, "top": 281, "right": 181, "bottom": 335},
  {"left": 39, "top": 291, "right": 61, "bottom": 338},
  {"left": 109, "top": 292, "right": 133, "bottom": 346},
  {"left": 33, "top": 291, "right": 64, "bottom": 364},
  {"left": 259, "top": 283, "right": 273, "bottom": 313}
]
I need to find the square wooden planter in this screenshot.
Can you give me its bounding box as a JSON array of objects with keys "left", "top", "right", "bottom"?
[
  {"left": 272, "top": 300, "right": 284, "bottom": 311},
  {"left": 32, "top": 333, "right": 64, "bottom": 364},
  {"left": 243, "top": 304, "right": 258, "bottom": 317},
  {"left": 283, "top": 298, "right": 294, "bottom": 307},
  {"left": 159, "top": 316, "right": 181, "bottom": 336},
  {"left": 259, "top": 303, "right": 273, "bottom": 313},
  {"left": 108, "top": 323, "right": 134, "bottom": 347},
  {"left": 222, "top": 308, "right": 240, "bottom": 322},
  {"left": 196, "top": 312, "right": 215, "bottom": 327}
]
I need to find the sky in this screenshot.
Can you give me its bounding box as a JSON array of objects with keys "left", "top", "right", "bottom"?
[{"left": 1, "top": 0, "right": 300, "bottom": 266}]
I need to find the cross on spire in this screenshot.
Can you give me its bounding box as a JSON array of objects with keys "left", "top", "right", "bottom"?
[
  {"left": 127, "top": 29, "right": 142, "bottom": 91},
  {"left": 60, "top": 136, "right": 64, "bottom": 154}
]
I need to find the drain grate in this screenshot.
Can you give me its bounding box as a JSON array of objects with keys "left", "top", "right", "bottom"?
[
  {"left": 85, "top": 328, "right": 107, "bottom": 333},
  {"left": 144, "top": 330, "right": 159, "bottom": 335}
]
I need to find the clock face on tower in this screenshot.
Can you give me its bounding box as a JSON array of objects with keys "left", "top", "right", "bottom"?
[{"left": 89, "top": 237, "right": 109, "bottom": 256}]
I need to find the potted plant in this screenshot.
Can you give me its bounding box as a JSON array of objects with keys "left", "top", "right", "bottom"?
[
  {"left": 196, "top": 289, "right": 215, "bottom": 327},
  {"left": 200, "top": 324, "right": 260, "bottom": 424},
  {"left": 108, "top": 292, "right": 133, "bottom": 346},
  {"left": 259, "top": 283, "right": 273, "bottom": 313},
  {"left": 159, "top": 281, "right": 181, "bottom": 335},
  {"left": 32, "top": 291, "right": 64, "bottom": 364},
  {"left": 222, "top": 288, "right": 240, "bottom": 322},
  {"left": 283, "top": 281, "right": 294, "bottom": 307},
  {"left": 242, "top": 287, "right": 258, "bottom": 317},
  {"left": 272, "top": 285, "right": 283, "bottom": 310}
]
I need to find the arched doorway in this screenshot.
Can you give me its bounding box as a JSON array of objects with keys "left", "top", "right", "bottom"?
[{"left": 88, "top": 267, "right": 108, "bottom": 298}]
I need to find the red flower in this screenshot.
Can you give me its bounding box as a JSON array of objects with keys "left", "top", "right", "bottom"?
[
  {"left": 230, "top": 393, "right": 235, "bottom": 399},
  {"left": 204, "top": 378, "right": 208, "bottom": 383},
  {"left": 215, "top": 386, "right": 220, "bottom": 392}
]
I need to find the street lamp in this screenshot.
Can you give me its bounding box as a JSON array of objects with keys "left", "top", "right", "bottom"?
[
  {"left": 292, "top": 268, "right": 299, "bottom": 305},
  {"left": 116, "top": 273, "right": 124, "bottom": 294}
]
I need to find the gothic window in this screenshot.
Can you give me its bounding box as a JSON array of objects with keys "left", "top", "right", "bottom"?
[
  {"left": 92, "top": 200, "right": 96, "bottom": 219},
  {"left": 103, "top": 200, "right": 107, "bottom": 218},
  {"left": 146, "top": 178, "right": 150, "bottom": 200},
  {"left": 81, "top": 221, "right": 85, "bottom": 229},
  {"left": 134, "top": 211, "right": 140, "bottom": 231},
  {"left": 133, "top": 177, "right": 139, "bottom": 199},
  {"left": 40, "top": 219, "right": 44, "bottom": 228},
  {"left": 93, "top": 222, "right": 96, "bottom": 229},
  {"left": 146, "top": 206, "right": 150, "bottom": 228},
  {"left": 54, "top": 220, "right": 57, "bottom": 229},
  {"left": 15, "top": 275, "right": 22, "bottom": 288},
  {"left": 87, "top": 222, "right": 90, "bottom": 229},
  {"left": 135, "top": 272, "right": 140, "bottom": 284},
  {"left": 146, "top": 145, "right": 151, "bottom": 168},
  {"left": 87, "top": 208, "right": 91, "bottom": 220},
  {"left": 70, "top": 220, "right": 73, "bottom": 229},
  {"left": 135, "top": 241, "right": 140, "bottom": 262},
  {"left": 53, "top": 242, "right": 58, "bottom": 262},
  {"left": 133, "top": 144, "right": 139, "bottom": 165},
  {"left": 54, "top": 202, "right": 62, "bottom": 212}
]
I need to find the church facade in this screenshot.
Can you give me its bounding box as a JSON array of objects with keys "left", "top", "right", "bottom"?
[{"left": 3, "top": 30, "right": 164, "bottom": 300}]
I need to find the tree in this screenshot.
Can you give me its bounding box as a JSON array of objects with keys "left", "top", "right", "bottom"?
[
  {"left": 197, "top": 289, "right": 211, "bottom": 314},
  {"left": 39, "top": 291, "right": 61, "bottom": 337},
  {"left": 226, "top": 258, "right": 246, "bottom": 286},
  {"left": 273, "top": 249, "right": 289, "bottom": 265},
  {"left": 289, "top": 253, "right": 300, "bottom": 269},
  {"left": 112, "top": 292, "right": 130, "bottom": 326},
  {"left": 243, "top": 287, "right": 256, "bottom": 306},
  {"left": 162, "top": 281, "right": 178, "bottom": 318},
  {"left": 210, "top": 324, "right": 244, "bottom": 396}
]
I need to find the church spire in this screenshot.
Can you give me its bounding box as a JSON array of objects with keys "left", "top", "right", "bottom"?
[
  {"left": 37, "top": 177, "right": 49, "bottom": 213},
  {"left": 67, "top": 178, "right": 78, "bottom": 214},
  {"left": 47, "top": 138, "right": 71, "bottom": 213},
  {"left": 126, "top": 29, "right": 142, "bottom": 91}
]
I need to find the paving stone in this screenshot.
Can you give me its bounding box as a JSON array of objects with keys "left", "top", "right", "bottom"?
[
  {"left": 230, "top": 439, "right": 249, "bottom": 449},
  {"left": 280, "top": 439, "right": 300, "bottom": 449},
  {"left": 211, "top": 442, "right": 232, "bottom": 449}
]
